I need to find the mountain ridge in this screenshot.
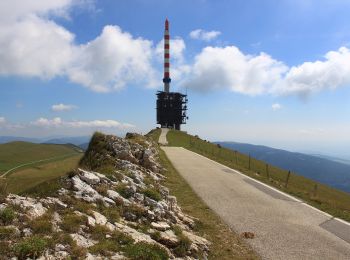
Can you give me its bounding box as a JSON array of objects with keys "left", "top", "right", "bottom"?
[{"left": 215, "top": 141, "right": 350, "bottom": 193}]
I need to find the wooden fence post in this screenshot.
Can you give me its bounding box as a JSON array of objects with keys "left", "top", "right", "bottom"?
[
  {"left": 313, "top": 184, "right": 318, "bottom": 197},
  {"left": 285, "top": 170, "right": 291, "bottom": 188},
  {"left": 266, "top": 164, "right": 269, "bottom": 179},
  {"left": 248, "top": 154, "right": 251, "bottom": 170}
]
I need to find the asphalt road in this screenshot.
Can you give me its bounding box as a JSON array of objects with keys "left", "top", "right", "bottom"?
[
  {"left": 158, "top": 128, "right": 169, "bottom": 145},
  {"left": 162, "top": 146, "right": 350, "bottom": 260}
]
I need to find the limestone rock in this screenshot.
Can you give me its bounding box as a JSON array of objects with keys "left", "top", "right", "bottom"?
[
  {"left": 70, "top": 233, "right": 96, "bottom": 248},
  {"left": 92, "top": 211, "right": 107, "bottom": 225},
  {"left": 79, "top": 169, "right": 100, "bottom": 184},
  {"left": 151, "top": 221, "right": 170, "bottom": 231}
]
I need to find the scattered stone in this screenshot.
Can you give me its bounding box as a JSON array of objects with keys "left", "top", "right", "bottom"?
[
  {"left": 92, "top": 211, "right": 107, "bottom": 225},
  {"left": 70, "top": 233, "right": 96, "bottom": 248},
  {"left": 79, "top": 169, "right": 101, "bottom": 184},
  {"left": 151, "top": 221, "right": 170, "bottom": 231},
  {"left": 241, "top": 231, "right": 255, "bottom": 239}
]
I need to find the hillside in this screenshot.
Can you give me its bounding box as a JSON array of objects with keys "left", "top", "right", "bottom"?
[
  {"left": 0, "top": 132, "right": 213, "bottom": 259},
  {"left": 0, "top": 141, "right": 81, "bottom": 174},
  {"left": 216, "top": 142, "right": 350, "bottom": 193}
]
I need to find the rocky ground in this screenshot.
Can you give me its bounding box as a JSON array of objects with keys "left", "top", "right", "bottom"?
[{"left": 0, "top": 132, "right": 210, "bottom": 259}]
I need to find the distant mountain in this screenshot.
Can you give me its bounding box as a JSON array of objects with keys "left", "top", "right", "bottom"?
[
  {"left": 215, "top": 142, "right": 350, "bottom": 193},
  {"left": 0, "top": 136, "right": 42, "bottom": 144},
  {"left": 43, "top": 136, "right": 91, "bottom": 146},
  {"left": 78, "top": 143, "right": 89, "bottom": 151}
]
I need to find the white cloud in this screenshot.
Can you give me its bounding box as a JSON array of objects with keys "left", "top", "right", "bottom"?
[
  {"left": 184, "top": 46, "right": 287, "bottom": 95},
  {"left": 52, "top": 103, "right": 77, "bottom": 112},
  {"left": 184, "top": 45, "right": 350, "bottom": 97},
  {"left": 272, "top": 103, "right": 282, "bottom": 111},
  {"left": 0, "top": 14, "right": 74, "bottom": 79},
  {"left": 0, "top": 117, "right": 5, "bottom": 124},
  {"left": 189, "top": 29, "right": 221, "bottom": 41},
  {"left": 68, "top": 25, "right": 157, "bottom": 92},
  {"left": 31, "top": 117, "right": 134, "bottom": 129},
  {"left": 274, "top": 47, "right": 350, "bottom": 96},
  {"left": 0, "top": 1, "right": 157, "bottom": 92}
]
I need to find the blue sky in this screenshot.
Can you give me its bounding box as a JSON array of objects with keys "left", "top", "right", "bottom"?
[{"left": 1, "top": 0, "right": 350, "bottom": 158}]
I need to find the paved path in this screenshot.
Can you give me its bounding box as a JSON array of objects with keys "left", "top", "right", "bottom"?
[
  {"left": 162, "top": 147, "right": 350, "bottom": 260},
  {"left": 158, "top": 128, "right": 169, "bottom": 145}
]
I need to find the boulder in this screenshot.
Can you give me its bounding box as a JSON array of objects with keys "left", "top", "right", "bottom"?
[
  {"left": 151, "top": 221, "right": 170, "bottom": 231},
  {"left": 92, "top": 211, "right": 107, "bottom": 225},
  {"left": 70, "top": 233, "right": 96, "bottom": 248},
  {"left": 79, "top": 169, "right": 100, "bottom": 185}
]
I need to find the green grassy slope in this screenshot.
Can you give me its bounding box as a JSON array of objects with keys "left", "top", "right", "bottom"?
[
  {"left": 0, "top": 141, "right": 81, "bottom": 174},
  {"left": 166, "top": 130, "right": 350, "bottom": 222},
  {"left": 7, "top": 154, "right": 82, "bottom": 194}
]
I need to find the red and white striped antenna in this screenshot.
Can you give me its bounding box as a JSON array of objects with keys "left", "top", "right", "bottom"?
[{"left": 163, "top": 18, "right": 171, "bottom": 92}]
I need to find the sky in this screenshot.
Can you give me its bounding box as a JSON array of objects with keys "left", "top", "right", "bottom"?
[{"left": 1, "top": 0, "right": 350, "bottom": 158}]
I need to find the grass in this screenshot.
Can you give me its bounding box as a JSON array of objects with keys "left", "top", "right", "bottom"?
[
  {"left": 166, "top": 129, "right": 350, "bottom": 222},
  {"left": 124, "top": 242, "right": 169, "bottom": 260},
  {"left": 2, "top": 154, "right": 81, "bottom": 194},
  {"left": 0, "top": 207, "right": 15, "bottom": 225},
  {"left": 0, "top": 141, "right": 81, "bottom": 174},
  {"left": 13, "top": 235, "right": 49, "bottom": 260},
  {"left": 151, "top": 134, "right": 259, "bottom": 259},
  {"left": 142, "top": 187, "right": 162, "bottom": 201},
  {"left": 60, "top": 212, "right": 87, "bottom": 233}
]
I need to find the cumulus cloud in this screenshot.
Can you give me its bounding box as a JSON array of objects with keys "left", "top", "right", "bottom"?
[
  {"left": 31, "top": 117, "right": 135, "bottom": 129},
  {"left": 69, "top": 25, "right": 156, "bottom": 92},
  {"left": 274, "top": 47, "right": 350, "bottom": 96},
  {"left": 0, "top": 1, "right": 157, "bottom": 92},
  {"left": 189, "top": 29, "right": 221, "bottom": 41},
  {"left": 184, "top": 46, "right": 287, "bottom": 95},
  {"left": 51, "top": 103, "right": 77, "bottom": 111},
  {"left": 272, "top": 103, "right": 282, "bottom": 111},
  {"left": 184, "top": 45, "right": 350, "bottom": 97}
]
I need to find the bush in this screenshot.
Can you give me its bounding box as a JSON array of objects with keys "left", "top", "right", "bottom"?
[
  {"left": 125, "top": 242, "right": 169, "bottom": 260},
  {"left": 14, "top": 236, "right": 48, "bottom": 259},
  {"left": 60, "top": 213, "right": 87, "bottom": 233},
  {"left": 100, "top": 207, "right": 121, "bottom": 223},
  {"left": 0, "top": 241, "right": 10, "bottom": 255},
  {"left": 173, "top": 234, "right": 191, "bottom": 257},
  {"left": 0, "top": 226, "right": 16, "bottom": 239},
  {"left": 28, "top": 214, "right": 52, "bottom": 234},
  {"left": 89, "top": 240, "right": 118, "bottom": 256},
  {"left": 143, "top": 188, "right": 162, "bottom": 202},
  {"left": 116, "top": 183, "right": 133, "bottom": 199},
  {"left": 0, "top": 207, "right": 15, "bottom": 225}
]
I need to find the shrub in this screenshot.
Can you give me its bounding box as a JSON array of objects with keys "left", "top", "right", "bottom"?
[
  {"left": 143, "top": 188, "right": 162, "bottom": 202},
  {"left": 127, "top": 204, "right": 146, "bottom": 218},
  {"left": 0, "top": 180, "right": 8, "bottom": 202},
  {"left": 116, "top": 183, "right": 133, "bottom": 199},
  {"left": 0, "top": 226, "right": 16, "bottom": 239},
  {"left": 28, "top": 214, "right": 52, "bottom": 234},
  {"left": 173, "top": 234, "right": 191, "bottom": 257},
  {"left": 125, "top": 242, "right": 169, "bottom": 260},
  {"left": 0, "top": 207, "right": 15, "bottom": 225},
  {"left": 89, "top": 240, "right": 118, "bottom": 256},
  {"left": 0, "top": 241, "right": 10, "bottom": 255},
  {"left": 150, "top": 231, "right": 161, "bottom": 241},
  {"left": 14, "top": 236, "right": 48, "bottom": 259},
  {"left": 100, "top": 207, "right": 121, "bottom": 223},
  {"left": 60, "top": 213, "right": 87, "bottom": 233}
]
